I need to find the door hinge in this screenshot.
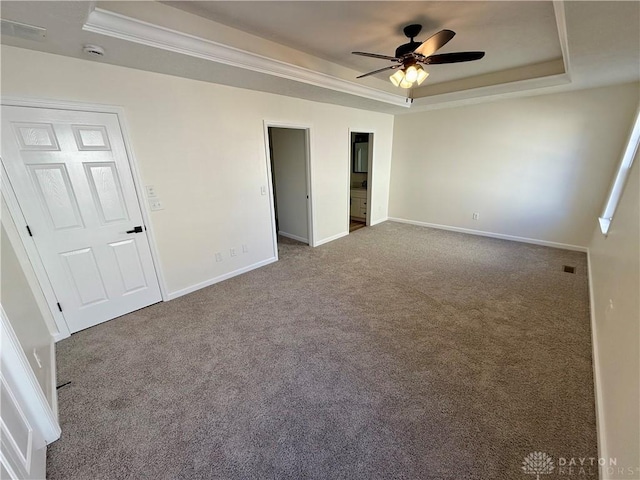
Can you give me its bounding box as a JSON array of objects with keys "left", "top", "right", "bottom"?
[
  {"left": 26, "top": 225, "right": 33, "bottom": 237},
  {"left": 57, "top": 302, "right": 62, "bottom": 312}
]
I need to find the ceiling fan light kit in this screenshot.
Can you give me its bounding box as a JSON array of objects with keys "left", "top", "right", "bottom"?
[
  {"left": 416, "top": 68, "right": 429, "bottom": 84},
  {"left": 405, "top": 65, "right": 419, "bottom": 83},
  {"left": 353, "top": 24, "right": 485, "bottom": 92},
  {"left": 390, "top": 64, "right": 429, "bottom": 88}
]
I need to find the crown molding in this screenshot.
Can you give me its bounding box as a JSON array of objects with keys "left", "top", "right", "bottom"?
[
  {"left": 408, "top": 72, "right": 572, "bottom": 112},
  {"left": 83, "top": 2, "right": 572, "bottom": 113},
  {"left": 83, "top": 8, "right": 409, "bottom": 108},
  {"left": 553, "top": 1, "right": 572, "bottom": 80}
]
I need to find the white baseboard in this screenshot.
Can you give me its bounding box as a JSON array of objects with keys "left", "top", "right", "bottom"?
[
  {"left": 388, "top": 217, "right": 588, "bottom": 252},
  {"left": 315, "top": 230, "right": 348, "bottom": 247},
  {"left": 167, "top": 257, "right": 277, "bottom": 300},
  {"left": 53, "top": 332, "right": 70, "bottom": 342},
  {"left": 370, "top": 217, "right": 388, "bottom": 227},
  {"left": 278, "top": 231, "right": 308, "bottom": 244},
  {"left": 586, "top": 251, "right": 607, "bottom": 466}
]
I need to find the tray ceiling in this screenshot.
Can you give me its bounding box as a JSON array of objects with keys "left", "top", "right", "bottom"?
[{"left": 0, "top": 1, "right": 638, "bottom": 113}]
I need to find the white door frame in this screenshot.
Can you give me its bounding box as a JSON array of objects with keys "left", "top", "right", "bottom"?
[
  {"left": 0, "top": 96, "right": 169, "bottom": 341},
  {"left": 262, "top": 121, "right": 315, "bottom": 249},
  {"left": 347, "top": 128, "right": 375, "bottom": 229},
  {"left": 1, "top": 168, "right": 61, "bottom": 341},
  {"left": 1, "top": 304, "right": 60, "bottom": 478}
]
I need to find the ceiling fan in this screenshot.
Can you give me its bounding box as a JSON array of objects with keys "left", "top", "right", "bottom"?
[{"left": 352, "top": 24, "right": 485, "bottom": 90}]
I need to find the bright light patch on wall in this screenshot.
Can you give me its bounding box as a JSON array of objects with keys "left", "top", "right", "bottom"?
[{"left": 598, "top": 106, "right": 640, "bottom": 235}]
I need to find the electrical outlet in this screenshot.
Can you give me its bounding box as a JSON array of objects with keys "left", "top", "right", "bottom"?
[
  {"left": 215, "top": 252, "right": 222, "bottom": 262},
  {"left": 242, "top": 244, "right": 248, "bottom": 253},
  {"left": 145, "top": 185, "right": 157, "bottom": 198},
  {"left": 609, "top": 299, "right": 614, "bottom": 310},
  {"left": 472, "top": 212, "right": 479, "bottom": 220},
  {"left": 149, "top": 199, "right": 164, "bottom": 211},
  {"left": 230, "top": 248, "right": 237, "bottom": 257},
  {"left": 32, "top": 348, "right": 42, "bottom": 368}
]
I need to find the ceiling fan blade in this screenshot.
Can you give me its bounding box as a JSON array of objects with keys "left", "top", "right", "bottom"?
[
  {"left": 352, "top": 51, "right": 401, "bottom": 61},
  {"left": 422, "top": 51, "right": 485, "bottom": 64},
  {"left": 413, "top": 29, "right": 456, "bottom": 57},
  {"left": 356, "top": 65, "right": 401, "bottom": 79}
]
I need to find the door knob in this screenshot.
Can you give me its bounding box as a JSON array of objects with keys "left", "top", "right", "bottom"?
[{"left": 126, "top": 226, "right": 143, "bottom": 234}]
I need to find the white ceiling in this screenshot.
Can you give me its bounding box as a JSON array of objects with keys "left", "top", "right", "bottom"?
[
  {"left": 0, "top": 1, "right": 638, "bottom": 114},
  {"left": 163, "top": 1, "right": 562, "bottom": 84}
]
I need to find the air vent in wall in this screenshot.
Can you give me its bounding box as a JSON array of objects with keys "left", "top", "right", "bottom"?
[
  {"left": 0, "top": 19, "right": 46, "bottom": 42},
  {"left": 563, "top": 265, "right": 576, "bottom": 274}
]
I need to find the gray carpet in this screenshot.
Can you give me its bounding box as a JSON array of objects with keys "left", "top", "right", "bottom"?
[{"left": 48, "top": 222, "right": 597, "bottom": 479}]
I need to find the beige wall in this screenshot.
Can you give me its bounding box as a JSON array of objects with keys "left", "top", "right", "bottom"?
[
  {"left": 1, "top": 46, "right": 394, "bottom": 296},
  {"left": 1, "top": 200, "right": 55, "bottom": 407},
  {"left": 589, "top": 155, "right": 639, "bottom": 478},
  {"left": 389, "top": 83, "right": 639, "bottom": 248}
]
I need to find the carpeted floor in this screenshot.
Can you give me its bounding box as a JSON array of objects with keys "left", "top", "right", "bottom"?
[{"left": 48, "top": 222, "right": 597, "bottom": 480}]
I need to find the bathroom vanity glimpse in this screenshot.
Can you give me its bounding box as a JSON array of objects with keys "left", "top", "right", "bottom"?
[{"left": 350, "top": 188, "right": 367, "bottom": 220}]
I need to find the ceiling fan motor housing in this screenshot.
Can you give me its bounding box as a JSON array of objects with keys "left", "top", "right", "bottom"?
[
  {"left": 396, "top": 24, "right": 423, "bottom": 58},
  {"left": 403, "top": 24, "right": 422, "bottom": 39}
]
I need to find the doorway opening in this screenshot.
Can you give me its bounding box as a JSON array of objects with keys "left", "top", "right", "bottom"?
[
  {"left": 349, "top": 132, "right": 373, "bottom": 232},
  {"left": 266, "top": 126, "right": 313, "bottom": 250}
]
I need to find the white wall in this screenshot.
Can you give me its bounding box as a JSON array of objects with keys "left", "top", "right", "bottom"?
[
  {"left": 0, "top": 200, "right": 55, "bottom": 408},
  {"left": 389, "top": 83, "right": 640, "bottom": 248},
  {"left": 1, "top": 46, "right": 394, "bottom": 297},
  {"left": 588, "top": 155, "right": 639, "bottom": 479},
  {"left": 270, "top": 127, "right": 309, "bottom": 242}
]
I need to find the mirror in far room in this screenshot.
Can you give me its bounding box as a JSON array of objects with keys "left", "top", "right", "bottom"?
[{"left": 352, "top": 132, "right": 369, "bottom": 174}]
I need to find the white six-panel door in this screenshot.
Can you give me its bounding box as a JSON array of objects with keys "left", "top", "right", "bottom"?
[{"left": 1, "top": 106, "right": 161, "bottom": 333}]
